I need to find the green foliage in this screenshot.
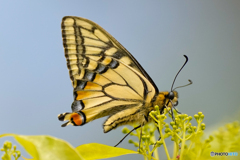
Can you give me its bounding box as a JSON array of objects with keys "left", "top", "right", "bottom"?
[
  {"left": 1, "top": 141, "right": 20, "bottom": 160},
  {"left": 0, "top": 134, "right": 83, "bottom": 160},
  {"left": 76, "top": 143, "right": 138, "bottom": 160},
  {"left": 209, "top": 121, "right": 240, "bottom": 159},
  {"left": 1, "top": 106, "right": 240, "bottom": 159},
  {"left": 0, "top": 134, "right": 137, "bottom": 160}
]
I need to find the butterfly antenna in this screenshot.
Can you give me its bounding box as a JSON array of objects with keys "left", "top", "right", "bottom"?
[
  {"left": 171, "top": 55, "right": 189, "bottom": 91},
  {"left": 114, "top": 125, "right": 141, "bottom": 147},
  {"left": 173, "top": 79, "right": 192, "bottom": 91}
]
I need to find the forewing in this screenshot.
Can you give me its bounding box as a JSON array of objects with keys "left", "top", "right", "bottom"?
[{"left": 62, "top": 16, "right": 158, "bottom": 92}]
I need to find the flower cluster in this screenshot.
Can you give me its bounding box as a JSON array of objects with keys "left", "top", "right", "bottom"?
[
  {"left": 1, "top": 141, "right": 21, "bottom": 160},
  {"left": 121, "top": 106, "right": 218, "bottom": 160}
]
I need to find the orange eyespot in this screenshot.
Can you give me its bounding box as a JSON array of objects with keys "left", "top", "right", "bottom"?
[{"left": 70, "top": 113, "right": 82, "bottom": 126}]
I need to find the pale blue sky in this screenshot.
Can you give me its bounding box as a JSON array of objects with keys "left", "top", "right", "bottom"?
[{"left": 0, "top": 1, "right": 240, "bottom": 159}]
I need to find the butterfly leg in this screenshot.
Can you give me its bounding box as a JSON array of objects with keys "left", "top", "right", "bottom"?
[
  {"left": 169, "top": 99, "right": 181, "bottom": 114},
  {"left": 138, "top": 122, "right": 144, "bottom": 152},
  {"left": 165, "top": 100, "right": 176, "bottom": 121},
  {"left": 173, "top": 106, "right": 181, "bottom": 114},
  {"left": 152, "top": 135, "right": 162, "bottom": 157},
  {"left": 114, "top": 125, "right": 141, "bottom": 147}
]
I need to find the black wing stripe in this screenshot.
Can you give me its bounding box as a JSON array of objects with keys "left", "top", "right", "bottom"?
[{"left": 65, "top": 16, "right": 159, "bottom": 92}]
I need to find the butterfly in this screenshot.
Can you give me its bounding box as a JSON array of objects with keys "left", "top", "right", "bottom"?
[{"left": 58, "top": 16, "right": 186, "bottom": 133}]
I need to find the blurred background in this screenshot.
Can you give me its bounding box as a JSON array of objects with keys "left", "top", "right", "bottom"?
[{"left": 0, "top": 0, "right": 240, "bottom": 159}]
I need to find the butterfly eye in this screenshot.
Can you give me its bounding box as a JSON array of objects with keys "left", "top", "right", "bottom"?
[{"left": 168, "top": 91, "right": 175, "bottom": 100}]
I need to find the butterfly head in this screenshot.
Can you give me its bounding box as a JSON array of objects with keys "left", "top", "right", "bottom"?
[
  {"left": 58, "top": 111, "right": 86, "bottom": 127},
  {"left": 154, "top": 91, "right": 178, "bottom": 111},
  {"left": 165, "top": 91, "right": 178, "bottom": 107}
]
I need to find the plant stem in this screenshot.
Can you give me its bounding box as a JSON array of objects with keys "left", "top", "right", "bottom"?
[
  {"left": 158, "top": 124, "right": 171, "bottom": 160},
  {"left": 180, "top": 122, "right": 186, "bottom": 160},
  {"left": 150, "top": 133, "right": 159, "bottom": 160},
  {"left": 173, "top": 140, "right": 177, "bottom": 160},
  {"left": 187, "top": 141, "right": 193, "bottom": 153}
]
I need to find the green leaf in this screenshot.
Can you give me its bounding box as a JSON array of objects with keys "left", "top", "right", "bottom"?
[
  {"left": 0, "top": 133, "right": 84, "bottom": 160},
  {"left": 76, "top": 143, "right": 138, "bottom": 160}
]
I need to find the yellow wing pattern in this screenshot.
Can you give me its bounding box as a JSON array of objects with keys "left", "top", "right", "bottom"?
[{"left": 58, "top": 16, "right": 178, "bottom": 133}]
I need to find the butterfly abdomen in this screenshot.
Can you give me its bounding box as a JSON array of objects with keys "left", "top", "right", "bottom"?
[{"left": 103, "top": 103, "right": 152, "bottom": 133}]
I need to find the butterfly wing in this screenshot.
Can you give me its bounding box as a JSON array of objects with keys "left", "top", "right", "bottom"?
[{"left": 58, "top": 16, "right": 159, "bottom": 132}]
